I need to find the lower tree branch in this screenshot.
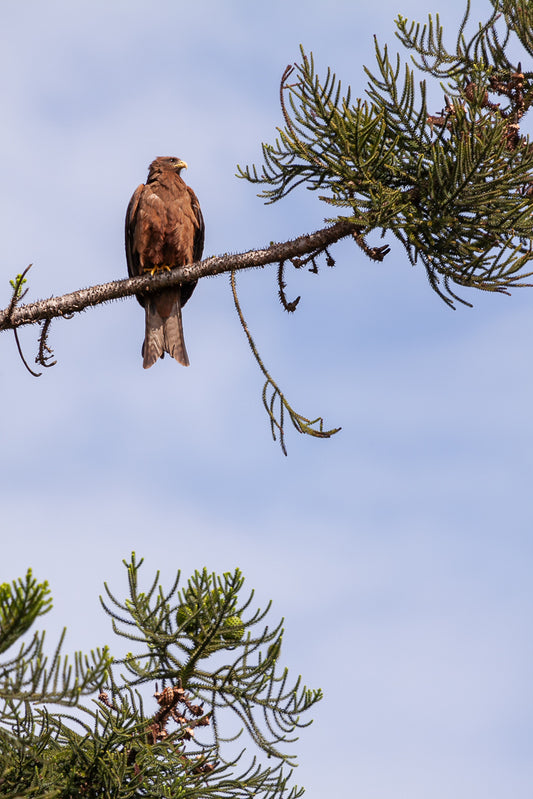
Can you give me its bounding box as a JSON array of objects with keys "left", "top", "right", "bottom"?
[{"left": 0, "top": 220, "right": 359, "bottom": 331}]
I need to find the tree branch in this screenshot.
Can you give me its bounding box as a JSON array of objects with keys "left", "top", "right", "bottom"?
[{"left": 0, "top": 220, "right": 359, "bottom": 331}]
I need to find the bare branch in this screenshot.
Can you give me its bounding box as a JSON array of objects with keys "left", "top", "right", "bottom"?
[{"left": 0, "top": 220, "right": 360, "bottom": 331}]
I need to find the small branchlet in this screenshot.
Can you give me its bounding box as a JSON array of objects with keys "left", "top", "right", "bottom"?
[
  {"left": 13, "top": 328, "right": 42, "bottom": 377},
  {"left": 9, "top": 272, "right": 28, "bottom": 301},
  {"left": 36, "top": 318, "right": 57, "bottom": 369},
  {"left": 231, "top": 271, "right": 340, "bottom": 455},
  {"left": 277, "top": 246, "right": 337, "bottom": 311},
  {"left": 3, "top": 265, "right": 43, "bottom": 377},
  {"left": 277, "top": 262, "right": 300, "bottom": 312},
  {"left": 352, "top": 233, "right": 391, "bottom": 262},
  {"left": 262, "top": 379, "right": 341, "bottom": 457},
  {"left": 3, "top": 266, "right": 32, "bottom": 329}
]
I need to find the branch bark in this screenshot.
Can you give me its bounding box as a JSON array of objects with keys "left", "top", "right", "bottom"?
[{"left": 0, "top": 220, "right": 359, "bottom": 331}]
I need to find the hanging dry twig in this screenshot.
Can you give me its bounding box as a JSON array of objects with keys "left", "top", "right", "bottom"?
[
  {"left": 36, "top": 319, "right": 57, "bottom": 369},
  {"left": 277, "top": 261, "right": 300, "bottom": 312},
  {"left": 231, "top": 270, "right": 340, "bottom": 455}
]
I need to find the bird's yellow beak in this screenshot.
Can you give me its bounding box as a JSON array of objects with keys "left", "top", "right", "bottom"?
[{"left": 176, "top": 159, "right": 188, "bottom": 170}]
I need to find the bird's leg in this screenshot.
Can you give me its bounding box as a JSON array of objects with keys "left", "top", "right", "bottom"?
[{"left": 142, "top": 264, "right": 173, "bottom": 276}]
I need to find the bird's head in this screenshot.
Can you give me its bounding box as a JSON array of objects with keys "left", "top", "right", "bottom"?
[{"left": 149, "top": 156, "right": 188, "bottom": 177}]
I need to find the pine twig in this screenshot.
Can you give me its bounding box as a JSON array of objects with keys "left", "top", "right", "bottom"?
[{"left": 230, "top": 271, "right": 340, "bottom": 455}]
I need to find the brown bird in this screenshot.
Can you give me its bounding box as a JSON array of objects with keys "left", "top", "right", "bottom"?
[{"left": 125, "top": 156, "right": 204, "bottom": 368}]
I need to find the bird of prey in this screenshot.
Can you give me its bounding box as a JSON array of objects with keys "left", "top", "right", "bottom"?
[{"left": 125, "top": 156, "right": 204, "bottom": 368}]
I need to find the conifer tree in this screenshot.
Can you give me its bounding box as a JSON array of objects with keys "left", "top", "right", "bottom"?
[{"left": 0, "top": 555, "right": 320, "bottom": 798}]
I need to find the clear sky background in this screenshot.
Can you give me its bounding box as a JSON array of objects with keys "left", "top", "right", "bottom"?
[{"left": 1, "top": 1, "right": 532, "bottom": 797}]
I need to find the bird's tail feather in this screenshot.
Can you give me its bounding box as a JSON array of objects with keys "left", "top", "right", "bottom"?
[{"left": 142, "top": 298, "right": 190, "bottom": 368}]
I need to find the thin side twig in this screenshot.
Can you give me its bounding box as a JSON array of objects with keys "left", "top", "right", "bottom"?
[{"left": 230, "top": 271, "right": 341, "bottom": 454}]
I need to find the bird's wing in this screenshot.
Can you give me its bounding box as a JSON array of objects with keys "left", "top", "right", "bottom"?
[
  {"left": 125, "top": 183, "right": 145, "bottom": 279},
  {"left": 187, "top": 185, "right": 205, "bottom": 262}
]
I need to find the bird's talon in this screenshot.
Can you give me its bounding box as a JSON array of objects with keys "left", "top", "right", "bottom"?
[{"left": 142, "top": 265, "right": 173, "bottom": 276}]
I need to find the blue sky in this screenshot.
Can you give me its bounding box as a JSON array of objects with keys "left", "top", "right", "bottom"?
[{"left": 1, "top": 0, "right": 532, "bottom": 797}]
